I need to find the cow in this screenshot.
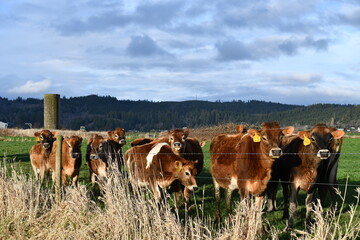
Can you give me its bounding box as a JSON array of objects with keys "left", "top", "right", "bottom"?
[
  {"left": 130, "top": 128, "right": 204, "bottom": 204},
  {"left": 107, "top": 128, "right": 127, "bottom": 172},
  {"left": 29, "top": 129, "right": 56, "bottom": 182},
  {"left": 86, "top": 134, "right": 109, "bottom": 188},
  {"left": 316, "top": 127, "right": 344, "bottom": 209},
  {"left": 48, "top": 135, "right": 83, "bottom": 186},
  {"left": 210, "top": 122, "right": 295, "bottom": 222},
  {"left": 267, "top": 124, "right": 344, "bottom": 229},
  {"left": 125, "top": 142, "right": 198, "bottom": 201}
]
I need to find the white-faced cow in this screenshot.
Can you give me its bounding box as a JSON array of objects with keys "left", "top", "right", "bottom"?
[
  {"left": 48, "top": 135, "right": 83, "bottom": 186},
  {"left": 125, "top": 142, "right": 198, "bottom": 201},
  {"left": 210, "top": 122, "right": 294, "bottom": 222},
  {"left": 29, "top": 130, "right": 56, "bottom": 182},
  {"left": 267, "top": 123, "right": 344, "bottom": 229}
]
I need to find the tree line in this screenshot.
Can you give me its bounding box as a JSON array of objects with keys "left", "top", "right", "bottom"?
[{"left": 0, "top": 95, "right": 359, "bottom": 131}]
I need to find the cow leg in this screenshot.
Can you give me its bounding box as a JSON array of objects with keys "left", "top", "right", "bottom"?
[
  {"left": 287, "top": 184, "right": 298, "bottom": 230},
  {"left": 305, "top": 191, "right": 315, "bottom": 228},
  {"left": 72, "top": 174, "right": 79, "bottom": 187},
  {"left": 255, "top": 196, "right": 265, "bottom": 233},
  {"left": 213, "top": 179, "right": 221, "bottom": 223},
  {"left": 225, "top": 188, "right": 233, "bottom": 220},
  {"left": 266, "top": 181, "right": 278, "bottom": 212},
  {"left": 61, "top": 169, "right": 68, "bottom": 185},
  {"left": 328, "top": 160, "right": 339, "bottom": 210},
  {"left": 282, "top": 182, "right": 289, "bottom": 219},
  {"left": 91, "top": 172, "right": 96, "bottom": 190}
]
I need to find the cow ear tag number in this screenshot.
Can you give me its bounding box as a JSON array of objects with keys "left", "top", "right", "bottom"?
[
  {"left": 253, "top": 134, "right": 261, "bottom": 143},
  {"left": 303, "top": 136, "right": 311, "bottom": 146}
]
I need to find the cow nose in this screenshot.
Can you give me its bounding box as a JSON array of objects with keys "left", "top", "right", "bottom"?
[
  {"left": 173, "top": 142, "right": 182, "bottom": 148},
  {"left": 119, "top": 139, "right": 126, "bottom": 145},
  {"left": 269, "top": 148, "right": 283, "bottom": 158},
  {"left": 193, "top": 186, "right": 198, "bottom": 191},
  {"left": 43, "top": 143, "right": 50, "bottom": 149},
  {"left": 90, "top": 154, "right": 98, "bottom": 160},
  {"left": 317, "top": 149, "right": 330, "bottom": 159},
  {"left": 72, "top": 153, "right": 80, "bottom": 158}
]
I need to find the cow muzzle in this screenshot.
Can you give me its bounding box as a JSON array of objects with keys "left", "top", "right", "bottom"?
[
  {"left": 173, "top": 142, "right": 182, "bottom": 151},
  {"left": 42, "top": 143, "right": 50, "bottom": 149},
  {"left": 269, "top": 148, "right": 283, "bottom": 158},
  {"left": 119, "top": 139, "right": 126, "bottom": 145},
  {"left": 317, "top": 149, "right": 331, "bottom": 159},
  {"left": 90, "top": 154, "right": 99, "bottom": 160},
  {"left": 72, "top": 153, "right": 80, "bottom": 158},
  {"left": 187, "top": 185, "right": 198, "bottom": 191}
]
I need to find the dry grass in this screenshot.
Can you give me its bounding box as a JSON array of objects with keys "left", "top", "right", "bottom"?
[{"left": 1, "top": 160, "right": 359, "bottom": 240}]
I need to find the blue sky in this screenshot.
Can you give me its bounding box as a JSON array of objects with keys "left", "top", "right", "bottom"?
[{"left": 0, "top": 0, "right": 360, "bottom": 105}]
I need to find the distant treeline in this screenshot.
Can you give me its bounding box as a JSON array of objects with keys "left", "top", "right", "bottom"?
[{"left": 1, "top": 95, "right": 359, "bottom": 131}]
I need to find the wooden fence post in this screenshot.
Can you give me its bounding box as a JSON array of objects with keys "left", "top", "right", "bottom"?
[{"left": 55, "top": 135, "right": 63, "bottom": 202}]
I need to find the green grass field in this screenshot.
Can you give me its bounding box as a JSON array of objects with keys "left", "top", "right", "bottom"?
[{"left": 0, "top": 135, "right": 359, "bottom": 239}]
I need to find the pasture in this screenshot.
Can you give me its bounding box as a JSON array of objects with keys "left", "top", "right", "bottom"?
[{"left": 0, "top": 130, "right": 359, "bottom": 239}]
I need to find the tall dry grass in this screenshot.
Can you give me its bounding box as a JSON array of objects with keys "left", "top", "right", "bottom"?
[{"left": 0, "top": 161, "right": 359, "bottom": 240}]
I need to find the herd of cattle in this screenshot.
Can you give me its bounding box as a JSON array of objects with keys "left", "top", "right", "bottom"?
[{"left": 29, "top": 123, "right": 345, "bottom": 229}]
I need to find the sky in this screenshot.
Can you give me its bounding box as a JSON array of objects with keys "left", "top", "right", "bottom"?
[{"left": 0, "top": 0, "right": 360, "bottom": 105}]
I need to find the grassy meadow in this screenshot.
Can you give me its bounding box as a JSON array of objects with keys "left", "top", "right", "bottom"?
[{"left": 0, "top": 130, "right": 359, "bottom": 239}]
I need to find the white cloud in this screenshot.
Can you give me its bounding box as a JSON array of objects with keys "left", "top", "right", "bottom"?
[{"left": 8, "top": 79, "right": 52, "bottom": 94}]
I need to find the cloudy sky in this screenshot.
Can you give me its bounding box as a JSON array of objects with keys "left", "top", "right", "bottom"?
[{"left": 1, "top": 0, "right": 360, "bottom": 105}]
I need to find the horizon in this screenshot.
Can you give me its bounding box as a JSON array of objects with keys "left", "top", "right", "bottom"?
[{"left": 1, "top": 1, "right": 360, "bottom": 105}]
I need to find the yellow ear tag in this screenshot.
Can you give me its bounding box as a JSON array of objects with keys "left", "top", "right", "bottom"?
[
  {"left": 176, "top": 165, "right": 182, "bottom": 172},
  {"left": 253, "top": 134, "right": 261, "bottom": 143},
  {"left": 36, "top": 137, "right": 40, "bottom": 142},
  {"left": 303, "top": 136, "right": 311, "bottom": 146}
]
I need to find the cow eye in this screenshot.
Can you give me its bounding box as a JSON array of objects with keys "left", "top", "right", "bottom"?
[
  {"left": 185, "top": 171, "right": 190, "bottom": 176},
  {"left": 311, "top": 136, "right": 316, "bottom": 142},
  {"left": 170, "top": 137, "right": 174, "bottom": 141},
  {"left": 99, "top": 144, "right": 103, "bottom": 150},
  {"left": 262, "top": 136, "right": 268, "bottom": 141},
  {"left": 115, "top": 134, "right": 119, "bottom": 139},
  {"left": 329, "top": 137, "right": 333, "bottom": 143}
]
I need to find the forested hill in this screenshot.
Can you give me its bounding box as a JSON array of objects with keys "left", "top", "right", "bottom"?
[{"left": 0, "top": 95, "right": 359, "bottom": 131}]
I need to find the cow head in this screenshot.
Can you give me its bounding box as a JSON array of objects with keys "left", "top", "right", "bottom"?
[
  {"left": 108, "top": 128, "right": 126, "bottom": 146},
  {"left": 34, "top": 129, "right": 56, "bottom": 150},
  {"left": 64, "top": 136, "right": 82, "bottom": 159},
  {"left": 174, "top": 160, "right": 198, "bottom": 191},
  {"left": 168, "top": 128, "right": 189, "bottom": 154},
  {"left": 298, "top": 124, "right": 344, "bottom": 160}
]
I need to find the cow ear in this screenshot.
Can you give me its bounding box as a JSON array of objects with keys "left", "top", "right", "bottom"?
[
  {"left": 298, "top": 131, "right": 310, "bottom": 140},
  {"left": 184, "top": 128, "right": 189, "bottom": 138},
  {"left": 200, "top": 141, "right": 206, "bottom": 148},
  {"left": 236, "top": 125, "right": 244, "bottom": 133},
  {"left": 52, "top": 131, "right": 57, "bottom": 137},
  {"left": 107, "top": 131, "right": 113, "bottom": 137},
  {"left": 282, "top": 126, "right": 295, "bottom": 137},
  {"left": 247, "top": 129, "right": 261, "bottom": 142},
  {"left": 174, "top": 161, "right": 183, "bottom": 172},
  {"left": 331, "top": 130, "right": 345, "bottom": 139},
  {"left": 34, "top": 132, "right": 40, "bottom": 137}
]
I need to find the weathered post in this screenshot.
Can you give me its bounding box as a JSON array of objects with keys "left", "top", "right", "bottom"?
[
  {"left": 44, "top": 94, "right": 60, "bottom": 129},
  {"left": 55, "top": 135, "right": 63, "bottom": 202}
]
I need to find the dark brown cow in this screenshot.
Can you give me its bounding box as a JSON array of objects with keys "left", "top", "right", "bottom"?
[
  {"left": 210, "top": 122, "right": 294, "bottom": 222},
  {"left": 316, "top": 127, "right": 344, "bottom": 208},
  {"left": 268, "top": 124, "right": 344, "bottom": 229},
  {"left": 125, "top": 142, "right": 198, "bottom": 200},
  {"left": 29, "top": 130, "right": 56, "bottom": 182},
  {"left": 86, "top": 134, "right": 108, "bottom": 188},
  {"left": 107, "top": 128, "right": 127, "bottom": 172},
  {"left": 49, "top": 135, "right": 83, "bottom": 186}
]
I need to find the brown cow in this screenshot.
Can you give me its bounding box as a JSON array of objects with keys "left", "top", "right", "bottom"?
[
  {"left": 107, "top": 128, "right": 127, "bottom": 172},
  {"left": 49, "top": 135, "right": 83, "bottom": 186},
  {"left": 29, "top": 130, "right": 56, "bottom": 182},
  {"left": 131, "top": 128, "right": 204, "bottom": 203},
  {"left": 268, "top": 124, "right": 344, "bottom": 229},
  {"left": 125, "top": 142, "right": 198, "bottom": 200},
  {"left": 210, "top": 122, "right": 294, "bottom": 222},
  {"left": 86, "top": 134, "right": 109, "bottom": 188}
]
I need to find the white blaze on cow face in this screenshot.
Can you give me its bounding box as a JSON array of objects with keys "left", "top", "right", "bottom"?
[{"left": 146, "top": 143, "right": 169, "bottom": 169}]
